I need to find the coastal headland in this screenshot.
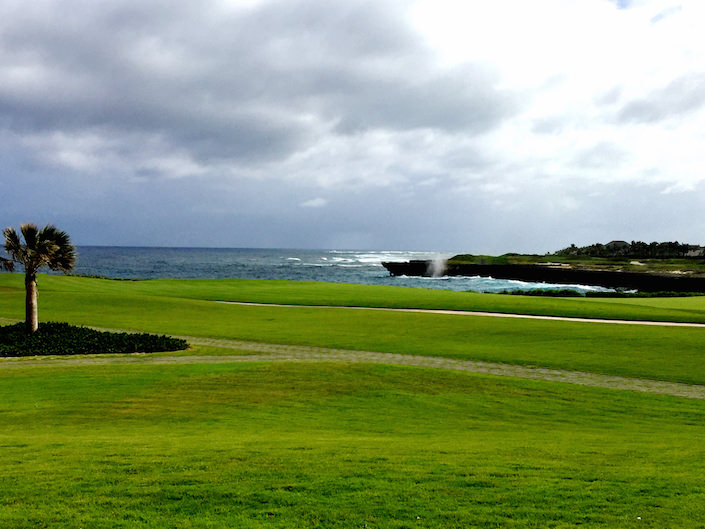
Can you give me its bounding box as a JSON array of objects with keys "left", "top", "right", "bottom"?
[
  {"left": 383, "top": 242, "right": 705, "bottom": 292},
  {"left": 382, "top": 260, "right": 705, "bottom": 292}
]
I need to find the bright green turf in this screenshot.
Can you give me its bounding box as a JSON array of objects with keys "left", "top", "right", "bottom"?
[
  {"left": 2, "top": 274, "right": 705, "bottom": 527},
  {"left": 57, "top": 274, "right": 705, "bottom": 321},
  {"left": 2, "top": 274, "right": 705, "bottom": 384},
  {"left": 7, "top": 274, "right": 705, "bottom": 322},
  {"left": 1, "top": 361, "right": 705, "bottom": 528}
]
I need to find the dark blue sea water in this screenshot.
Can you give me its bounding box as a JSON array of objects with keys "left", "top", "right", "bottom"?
[{"left": 69, "top": 247, "right": 608, "bottom": 294}]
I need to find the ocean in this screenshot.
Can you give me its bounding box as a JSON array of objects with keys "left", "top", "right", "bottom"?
[{"left": 68, "top": 247, "right": 608, "bottom": 294}]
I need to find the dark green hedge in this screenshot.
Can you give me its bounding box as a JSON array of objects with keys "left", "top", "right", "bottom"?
[
  {"left": 585, "top": 290, "right": 705, "bottom": 298},
  {"left": 0, "top": 322, "right": 188, "bottom": 357},
  {"left": 494, "top": 289, "right": 584, "bottom": 297},
  {"left": 494, "top": 289, "right": 705, "bottom": 298}
]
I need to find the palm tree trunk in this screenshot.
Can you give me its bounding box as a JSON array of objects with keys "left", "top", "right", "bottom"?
[{"left": 25, "top": 274, "right": 38, "bottom": 334}]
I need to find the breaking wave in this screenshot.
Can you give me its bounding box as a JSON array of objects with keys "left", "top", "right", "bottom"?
[{"left": 70, "top": 247, "right": 611, "bottom": 293}]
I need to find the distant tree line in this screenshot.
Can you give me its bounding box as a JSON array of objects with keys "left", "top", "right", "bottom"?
[{"left": 554, "top": 241, "right": 704, "bottom": 258}]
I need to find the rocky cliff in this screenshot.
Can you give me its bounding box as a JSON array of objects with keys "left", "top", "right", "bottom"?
[{"left": 381, "top": 260, "right": 705, "bottom": 292}]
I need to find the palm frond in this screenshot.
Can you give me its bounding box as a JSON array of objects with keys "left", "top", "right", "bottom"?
[
  {"left": 20, "top": 224, "right": 39, "bottom": 251},
  {"left": 48, "top": 244, "right": 77, "bottom": 272},
  {"left": 3, "top": 227, "right": 26, "bottom": 263},
  {"left": 3, "top": 224, "right": 76, "bottom": 274},
  {"left": 40, "top": 225, "right": 76, "bottom": 272},
  {"left": 0, "top": 258, "right": 13, "bottom": 272}
]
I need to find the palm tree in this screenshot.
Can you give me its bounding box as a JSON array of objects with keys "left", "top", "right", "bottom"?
[{"left": 3, "top": 224, "right": 76, "bottom": 334}]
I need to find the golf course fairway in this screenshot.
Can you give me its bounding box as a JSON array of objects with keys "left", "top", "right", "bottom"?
[{"left": 1, "top": 274, "right": 705, "bottom": 527}]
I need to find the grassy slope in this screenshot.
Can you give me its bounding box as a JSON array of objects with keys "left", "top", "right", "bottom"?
[
  {"left": 7, "top": 273, "right": 705, "bottom": 321},
  {"left": 117, "top": 277, "right": 705, "bottom": 322},
  {"left": 2, "top": 362, "right": 705, "bottom": 528},
  {"left": 3, "top": 275, "right": 705, "bottom": 526},
  {"left": 2, "top": 274, "right": 705, "bottom": 384}
]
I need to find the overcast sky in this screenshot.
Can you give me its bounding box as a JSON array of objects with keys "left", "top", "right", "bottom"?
[{"left": 1, "top": 0, "right": 704, "bottom": 253}]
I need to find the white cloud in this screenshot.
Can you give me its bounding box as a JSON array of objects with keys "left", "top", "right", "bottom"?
[
  {"left": 411, "top": 0, "right": 705, "bottom": 192},
  {"left": 2, "top": 0, "right": 705, "bottom": 249},
  {"left": 300, "top": 197, "right": 328, "bottom": 208}
]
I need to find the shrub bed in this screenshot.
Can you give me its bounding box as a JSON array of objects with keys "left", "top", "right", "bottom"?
[
  {"left": 0, "top": 322, "right": 188, "bottom": 357},
  {"left": 495, "top": 289, "right": 705, "bottom": 298},
  {"left": 494, "top": 288, "right": 584, "bottom": 297},
  {"left": 585, "top": 290, "right": 705, "bottom": 298}
]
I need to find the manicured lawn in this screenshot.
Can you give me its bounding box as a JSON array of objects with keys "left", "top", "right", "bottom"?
[
  {"left": 7, "top": 274, "right": 705, "bottom": 322},
  {"left": 2, "top": 274, "right": 705, "bottom": 527},
  {"left": 1, "top": 362, "right": 705, "bottom": 528},
  {"left": 2, "top": 274, "right": 705, "bottom": 384},
  {"left": 72, "top": 275, "right": 705, "bottom": 322}
]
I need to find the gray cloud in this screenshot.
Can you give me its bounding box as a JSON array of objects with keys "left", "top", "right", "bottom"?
[
  {"left": 573, "top": 142, "right": 627, "bottom": 169},
  {"left": 1, "top": 0, "right": 704, "bottom": 252},
  {"left": 0, "top": 0, "right": 516, "bottom": 174},
  {"left": 594, "top": 87, "right": 622, "bottom": 107},
  {"left": 3, "top": 149, "right": 705, "bottom": 253},
  {"left": 617, "top": 73, "right": 705, "bottom": 124},
  {"left": 531, "top": 116, "right": 566, "bottom": 135}
]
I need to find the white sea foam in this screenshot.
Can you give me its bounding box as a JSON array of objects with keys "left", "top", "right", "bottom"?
[
  {"left": 343, "top": 250, "right": 452, "bottom": 267},
  {"left": 71, "top": 247, "right": 614, "bottom": 293}
]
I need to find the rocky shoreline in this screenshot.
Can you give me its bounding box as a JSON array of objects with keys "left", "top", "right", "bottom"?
[{"left": 381, "top": 260, "right": 705, "bottom": 292}]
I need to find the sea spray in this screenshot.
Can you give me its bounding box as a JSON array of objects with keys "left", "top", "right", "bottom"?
[{"left": 426, "top": 257, "right": 447, "bottom": 277}]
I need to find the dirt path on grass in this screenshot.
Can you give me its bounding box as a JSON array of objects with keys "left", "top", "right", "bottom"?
[
  {"left": 215, "top": 301, "right": 705, "bottom": 328},
  {"left": 3, "top": 329, "right": 705, "bottom": 400}
]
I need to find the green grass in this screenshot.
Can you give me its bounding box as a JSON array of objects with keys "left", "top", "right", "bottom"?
[
  {"left": 2, "top": 361, "right": 705, "bottom": 528},
  {"left": 21, "top": 273, "right": 705, "bottom": 322},
  {"left": 2, "top": 274, "right": 705, "bottom": 384},
  {"left": 2, "top": 274, "right": 705, "bottom": 526}
]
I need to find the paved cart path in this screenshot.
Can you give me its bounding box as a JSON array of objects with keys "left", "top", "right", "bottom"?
[{"left": 216, "top": 300, "right": 705, "bottom": 327}]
